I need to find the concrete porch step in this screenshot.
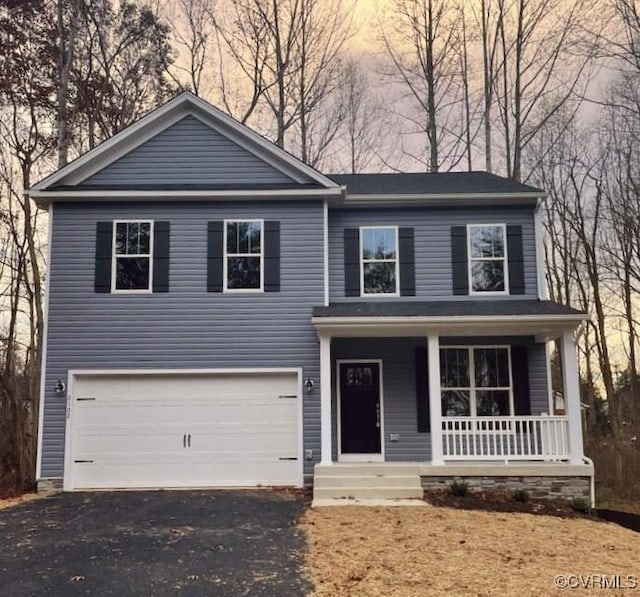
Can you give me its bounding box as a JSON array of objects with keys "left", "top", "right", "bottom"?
[
  {"left": 312, "top": 498, "right": 428, "bottom": 507},
  {"left": 314, "top": 474, "right": 422, "bottom": 489},
  {"left": 314, "top": 463, "right": 420, "bottom": 476},
  {"left": 313, "top": 486, "right": 424, "bottom": 500}
]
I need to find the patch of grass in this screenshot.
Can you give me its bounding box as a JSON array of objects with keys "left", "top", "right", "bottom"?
[
  {"left": 512, "top": 489, "right": 530, "bottom": 503},
  {"left": 449, "top": 480, "right": 469, "bottom": 497}
]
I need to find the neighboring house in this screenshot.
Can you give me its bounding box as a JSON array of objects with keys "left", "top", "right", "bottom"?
[{"left": 30, "top": 93, "right": 593, "bottom": 504}]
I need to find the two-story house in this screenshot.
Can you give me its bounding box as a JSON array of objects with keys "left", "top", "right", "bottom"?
[{"left": 30, "top": 93, "right": 593, "bottom": 504}]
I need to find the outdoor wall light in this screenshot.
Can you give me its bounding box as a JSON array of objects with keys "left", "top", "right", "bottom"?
[
  {"left": 304, "top": 377, "right": 314, "bottom": 393},
  {"left": 54, "top": 379, "right": 66, "bottom": 394}
]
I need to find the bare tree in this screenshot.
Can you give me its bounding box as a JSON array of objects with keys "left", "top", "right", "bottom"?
[
  {"left": 56, "top": 0, "right": 83, "bottom": 167},
  {"left": 165, "top": 0, "right": 217, "bottom": 96},
  {"left": 494, "top": 0, "right": 596, "bottom": 181},
  {"left": 71, "top": 0, "right": 174, "bottom": 149},
  {"left": 336, "top": 59, "right": 388, "bottom": 174},
  {"left": 380, "top": 0, "right": 467, "bottom": 172},
  {"left": 214, "top": 0, "right": 354, "bottom": 162}
]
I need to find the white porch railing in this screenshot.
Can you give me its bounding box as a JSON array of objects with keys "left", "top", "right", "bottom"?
[{"left": 441, "top": 416, "right": 570, "bottom": 461}]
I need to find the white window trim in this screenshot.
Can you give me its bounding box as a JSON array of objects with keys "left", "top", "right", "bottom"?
[
  {"left": 223, "top": 219, "right": 264, "bottom": 293},
  {"left": 111, "top": 220, "right": 154, "bottom": 294},
  {"left": 440, "top": 345, "right": 514, "bottom": 417},
  {"left": 467, "top": 223, "right": 509, "bottom": 296},
  {"left": 359, "top": 225, "right": 400, "bottom": 297}
]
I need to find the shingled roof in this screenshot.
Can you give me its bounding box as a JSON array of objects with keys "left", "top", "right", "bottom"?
[{"left": 327, "top": 171, "right": 543, "bottom": 196}]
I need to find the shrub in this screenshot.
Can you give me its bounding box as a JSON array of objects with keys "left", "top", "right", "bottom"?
[
  {"left": 512, "top": 488, "right": 530, "bottom": 503},
  {"left": 449, "top": 480, "right": 469, "bottom": 497},
  {"left": 571, "top": 497, "right": 592, "bottom": 513}
]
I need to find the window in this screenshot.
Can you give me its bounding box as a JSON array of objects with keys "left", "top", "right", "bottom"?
[
  {"left": 468, "top": 224, "right": 508, "bottom": 293},
  {"left": 112, "top": 221, "right": 153, "bottom": 291},
  {"left": 360, "top": 227, "right": 398, "bottom": 295},
  {"left": 224, "top": 220, "right": 263, "bottom": 291},
  {"left": 440, "top": 347, "right": 512, "bottom": 416}
]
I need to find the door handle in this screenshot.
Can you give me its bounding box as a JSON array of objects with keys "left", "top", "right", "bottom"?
[
  {"left": 376, "top": 403, "right": 381, "bottom": 428},
  {"left": 183, "top": 434, "right": 186, "bottom": 448},
  {"left": 187, "top": 434, "right": 191, "bottom": 448}
]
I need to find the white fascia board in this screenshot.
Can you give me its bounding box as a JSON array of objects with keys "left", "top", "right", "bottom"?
[
  {"left": 30, "top": 187, "right": 343, "bottom": 207},
  {"left": 31, "top": 92, "right": 339, "bottom": 192},
  {"left": 31, "top": 95, "right": 189, "bottom": 191},
  {"left": 333, "top": 192, "right": 544, "bottom": 208},
  {"left": 311, "top": 314, "right": 585, "bottom": 338}
]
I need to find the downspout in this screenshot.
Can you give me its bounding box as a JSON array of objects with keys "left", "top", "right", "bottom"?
[{"left": 583, "top": 455, "right": 595, "bottom": 509}]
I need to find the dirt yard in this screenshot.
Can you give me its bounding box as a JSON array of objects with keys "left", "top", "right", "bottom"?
[
  {"left": 0, "top": 492, "right": 42, "bottom": 511},
  {"left": 301, "top": 504, "right": 640, "bottom": 596}
]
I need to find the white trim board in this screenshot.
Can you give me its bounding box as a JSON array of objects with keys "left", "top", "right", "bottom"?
[
  {"left": 336, "top": 359, "right": 385, "bottom": 463},
  {"left": 63, "top": 367, "right": 304, "bottom": 491},
  {"left": 35, "top": 203, "right": 53, "bottom": 481}
]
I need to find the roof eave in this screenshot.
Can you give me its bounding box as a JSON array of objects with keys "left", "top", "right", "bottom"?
[
  {"left": 312, "top": 313, "right": 585, "bottom": 340},
  {"left": 29, "top": 186, "right": 344, "bottom": 208},
  {"left": 331, "top": 191, "right": 546, "bottom": 207}
]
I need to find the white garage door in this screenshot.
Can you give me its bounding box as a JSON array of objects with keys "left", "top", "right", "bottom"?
[{"left": 66, "top": 371, "right": 300, "bottom": 490}]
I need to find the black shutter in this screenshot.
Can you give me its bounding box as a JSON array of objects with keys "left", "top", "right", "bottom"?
[
  {"left": 344, "top": 228, "right": 360, "bottom": 297},
  {"left": 451, "top": 226, "right": 468, "bottom": 295},
  {"left": 399, "top": 227, "right": 416, "bottom": 296},
  {"left": 264, "top": 220, "right": 280, "bottom": 292},
  {"left": 507, "top": 225, "right": 525, "bottom": 294},
  {"left": 95, "top": 221, "right": 113, "bottom": 293},
  {"left": 511, "top": 346, "right": 531, "bottom": 415},
  {"left": 152, "top": 221, "right": 170, "bottom": 292},
  {"left": 207, "top": 221, "right": 224, "bottom": 292},
  {"left": 415, "top": 347, "right": 430, "bottom": 433}
]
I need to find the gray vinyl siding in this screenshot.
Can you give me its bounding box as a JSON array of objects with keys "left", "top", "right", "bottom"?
[
  {"left": 328, "top": 206, "right": 538, "bottom": 300},
  {"left": 528, "top": 342, "right": 551, "bottom": 415},
  {"left": 41, "top": 200, "right": 324, "bottom": 478},
  {"left": 82, "top": 115, "right": 295, "bottom": 187},
  {"left": 330, "top": 337, "right": 549, "bottom": 463}
]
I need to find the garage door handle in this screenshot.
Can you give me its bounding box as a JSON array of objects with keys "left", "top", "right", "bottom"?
[
  {"left": 183, "top": 434, "right": 186, "bottom": 448},
  {"left": 187, "top": 434, "right": 191, "bottom": 448}
]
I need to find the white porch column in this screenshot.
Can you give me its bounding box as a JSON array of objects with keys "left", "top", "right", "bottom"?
[
  {"left": 319, "top": 333, "right": 333, "bottom": 464},
  {"left": 428, "top": 335, "right": 444, "bottom": 465},
  {"left": 561, "top": 330, "right": 584, "bottom": 464}
]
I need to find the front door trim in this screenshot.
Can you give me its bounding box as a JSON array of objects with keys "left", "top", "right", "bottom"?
[{"left": 336, "top": 359, "right": 385, "bottom": 462}]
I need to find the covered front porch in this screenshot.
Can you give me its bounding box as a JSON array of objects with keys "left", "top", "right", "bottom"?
[{"left": 312, "top": 300, "right": 588, "bottom": 471}]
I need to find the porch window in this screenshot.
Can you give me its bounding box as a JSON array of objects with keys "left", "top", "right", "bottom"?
[
  {"left": 468, "top": 224, "right": 508, "bottom": 293},
  {"left": 360, "top": 226, "right": 398, "bottom": 295},
  {"left": 440, "top": 347, "right": 512, "bottom": 416}
]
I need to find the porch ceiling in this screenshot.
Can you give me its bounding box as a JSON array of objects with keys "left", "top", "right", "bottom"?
[{"left": 312, "top": 300, "right": 585, "bottom": 340}]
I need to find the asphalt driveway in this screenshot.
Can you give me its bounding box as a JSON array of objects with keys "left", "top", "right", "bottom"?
[{"left": 0, "top": 489, "right": 311, "bottom": 596}]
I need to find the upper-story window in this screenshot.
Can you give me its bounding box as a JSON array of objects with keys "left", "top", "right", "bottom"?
[
  {"left": 112, "top": 221, "right": 153, "bottom": 292},
  {"left": 468, "top": 224, "right": 508, "bottom": 294},
  {"left": 360, "top": 226, "right": 399, "bottom": 296},
  {"left": 224, "top": 220, "right": 263, "bottom": 291},
  {"left": 440, "top": 346, "right": 513, "bottom": 417}
]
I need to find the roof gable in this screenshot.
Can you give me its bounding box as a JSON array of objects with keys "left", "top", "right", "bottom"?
[
  {"left": 80, "top": 115, "right": 295, "bottom": 189},
  {"left": 32, "top": 92, "right": 338, "bottom": 193}
]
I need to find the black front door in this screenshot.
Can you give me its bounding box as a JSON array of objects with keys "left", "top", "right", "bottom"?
[{"left": 339, "top": 362, "right": 381, "bottom": 455}]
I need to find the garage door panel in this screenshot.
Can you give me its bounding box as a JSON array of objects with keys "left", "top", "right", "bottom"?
[{"left": 69, "top": 372, "right": 300, "bottom": 490}]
